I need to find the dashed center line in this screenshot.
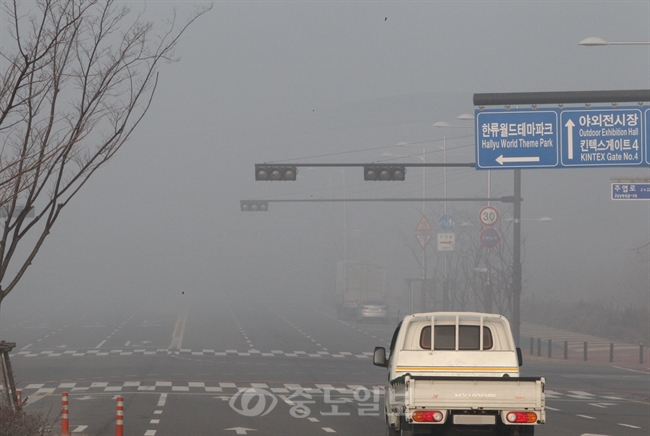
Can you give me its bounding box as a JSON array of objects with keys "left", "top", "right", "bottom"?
[{"left": 618, "top": 423, "right": 642, "bottom": 429}]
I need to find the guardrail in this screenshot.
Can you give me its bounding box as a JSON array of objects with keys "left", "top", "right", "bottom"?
[{"left": 528, "top": 336, "right": 646, "bottom": 364}]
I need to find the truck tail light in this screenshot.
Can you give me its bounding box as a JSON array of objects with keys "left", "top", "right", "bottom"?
[
  {"left": 412, "top": 410, "right": 444, "bottom": 422},
  {"left": 506, "top": 412, "right": 537, "bottom": 423}
]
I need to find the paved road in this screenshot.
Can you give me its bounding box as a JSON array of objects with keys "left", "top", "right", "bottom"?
[{"left": 3, "top": 294, "right": 648, "bottom": 436}]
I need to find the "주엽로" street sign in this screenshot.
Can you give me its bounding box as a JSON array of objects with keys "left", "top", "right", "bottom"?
[{"left": 611, "top": 183, "right": 650, "bottom": 200}]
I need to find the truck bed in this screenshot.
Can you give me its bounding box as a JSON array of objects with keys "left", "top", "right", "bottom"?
[{"left": 392, "top": 374, "right": 545, "bottom": 415}]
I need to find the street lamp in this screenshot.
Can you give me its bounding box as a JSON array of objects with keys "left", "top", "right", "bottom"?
[
  {"left": 433, "top": 116, "right": 475, "bottom": 209},
  {"left": 433, "top": 116, "right": 474, "bottom": 310},
  {"left": 384, "top": 147, "right": 430, "bottom": 312},
  {"left": 579, "top": 37, "right": 650, "bottom": 46},
  {"left": 304, "top": 167, "right": 348, "bottom": 262}
]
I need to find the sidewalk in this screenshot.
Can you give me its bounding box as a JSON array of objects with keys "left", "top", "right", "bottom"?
[{"left": 520, "top": 322, "right": 649, "bottom": 370}]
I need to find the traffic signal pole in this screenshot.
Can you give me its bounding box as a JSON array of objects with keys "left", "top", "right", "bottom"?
[
  {"left": 253, "top": 161, "right": 523, "bottom": 336},
  {"left": 250, "top": 197, "right": 517, "bottom": 203}
]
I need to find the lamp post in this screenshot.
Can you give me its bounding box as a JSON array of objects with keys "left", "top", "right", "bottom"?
[
  {"left": 305, "top": 168, "right": 348, "bottom": 262},
  {"left": 385, "top": 147, "right": 430, "bottom": 312},
  {"left": 433, "top": 116, "right": 474, "bottom": 310}
]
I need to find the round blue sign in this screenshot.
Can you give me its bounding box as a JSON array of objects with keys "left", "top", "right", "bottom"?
[
  {"left": 438, "top": 214, "right": 455, "bottom": 232},
  {"left": 480, "top": 228, "right": 500, "bottom": 249}
]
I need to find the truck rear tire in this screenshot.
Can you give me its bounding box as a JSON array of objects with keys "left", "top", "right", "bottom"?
[
  {"left": 517, "top": 426, "right": 534, "bottom": 436},
  {"left": 399, "top": 418, "right": 413, "bottom": 436}
]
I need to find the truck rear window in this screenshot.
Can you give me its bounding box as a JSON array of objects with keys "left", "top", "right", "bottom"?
[{"left": 419, "top": 325, "right": 493, "bottom": 350}]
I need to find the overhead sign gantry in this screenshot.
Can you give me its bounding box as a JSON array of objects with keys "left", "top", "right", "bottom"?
[{"left": 474, "top": 90, "right": 650, "bottom": 170}]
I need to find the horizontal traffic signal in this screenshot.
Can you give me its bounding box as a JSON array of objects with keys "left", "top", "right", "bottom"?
[
  {"left": 240, "top": 200, "right": 269, "bottom": 211},
  {"left": 363, "top": 165, "right": 406, "bottom": 181},
  {"left": 255, "top": 165, "right": 298, "bottom": 181}
]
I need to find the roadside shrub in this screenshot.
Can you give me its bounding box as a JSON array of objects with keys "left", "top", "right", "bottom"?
[
  {"left": 522, "top": 297, "right": 650, "bottom": 345},
  {"left": 0, "top": 404, "right": 54, "bottom": 436}
]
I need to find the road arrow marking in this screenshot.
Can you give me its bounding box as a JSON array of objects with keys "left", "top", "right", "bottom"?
[
  {"left": 496, "top": 155, "right": 540, "bottom": 165},
  {"left": 225, "top": 428, "right": 257, "bottom": 435},
  {"left": 565, "top": 119, "right": 575, "bottom": 159}
]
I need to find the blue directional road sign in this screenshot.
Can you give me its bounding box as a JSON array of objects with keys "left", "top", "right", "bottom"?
[
  {"left": 475, "top": 106, "right": 648, "bottom": 169},
  {"left": 475, "top": 110, "right": 559, "bottom": 169},
  {"left": 645, "top": 109, "right": 650, "bottom": 166},
  {"left": 561, "top": 108, "right": 642, "bottom": 167},
  {"left": 611, "top": 183, "right": 650, "bottom": 200},
  {"left": 438, "top": 214, "right": 455, "bottom": 232}
]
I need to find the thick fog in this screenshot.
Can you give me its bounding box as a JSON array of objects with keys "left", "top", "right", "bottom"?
[{"left": 2, "top": 1, "right": 649, "bottom": 326}]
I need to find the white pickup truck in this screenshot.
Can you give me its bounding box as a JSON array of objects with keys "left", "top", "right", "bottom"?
[{"left": 373, "top": 312, "right": 545, "bottom": 436}]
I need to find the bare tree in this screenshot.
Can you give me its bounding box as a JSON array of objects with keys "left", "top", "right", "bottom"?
[{"left": 0, "top": 0, "right": 210, "bottom": 317}]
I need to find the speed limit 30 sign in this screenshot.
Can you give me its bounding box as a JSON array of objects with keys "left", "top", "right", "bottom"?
[{"left": 479, "top": 206, "right": 499, "bottom": 227}]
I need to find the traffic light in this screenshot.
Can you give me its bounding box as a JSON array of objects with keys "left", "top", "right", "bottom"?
[
  {"left": 255, "top": 165, "right": 298, "bottom": 181},
  {"left": 363, "top": 165, "right": 406, "bottom": 181},
  {"left": 240, "top": 200, "right": 269, "bottom": 211}
]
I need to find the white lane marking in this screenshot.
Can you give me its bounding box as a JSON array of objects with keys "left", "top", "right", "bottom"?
[
  {"left": 72, "top": 426, "right": 88, "bottom": 433},
  {"left": 157, "top": 393, "right": 167, "bottom": 407},
  {"left": 545, "top": 406, "right": 561, "bottom": 411},
  {"left": 308, "top": 417, "right": 319, "bottom": 422},
  {"left": 144, "top": 431, "right": 157, "bottom": 436},
  {"left": 569, "top": 391, "right": 594, "bottom": 397},
  {"left": 150, "top": 419, "right": 160, "bottom": 424},
  {"left": 169, "top": 309, "right": 188, "bottom": 350},
  {"left": 577, "top": 415, "right": 596, "bottom": 419},
  {"left": 322, "top": 428, "right": 336, "bottom": 433},
  {"left": 588, "top": 403, "right": 608, "bottom": 408},
  {"left": 611, "top": 366, "right": 650, "bottom": 374},
  {"left": 154, "top": 410, "right": 162, "bottom": 414},
  {"left": 21, "top": 344, "right": 32, "bottom": 350},
  {"left": 95, "top": 340, "right": 106, "bottom": 349},
  {"left": 618, "top": 424, "right": 642, "bottom": 429},
  {"left": 125, "top": 341, "right": 131, "bottom": 346},
  {"left": 225, "top": 428, "right": 256, "bottom": 435}
]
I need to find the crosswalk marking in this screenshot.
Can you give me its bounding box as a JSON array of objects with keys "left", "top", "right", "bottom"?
[
  {"left": 9, "top": 381, "right": 630, "bottom": 407},
  {"left": 11, "top": 348, "right": 378, "bottom": 359}
]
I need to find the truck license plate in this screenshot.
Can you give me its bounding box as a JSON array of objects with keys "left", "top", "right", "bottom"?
[{"left": 453, "top": 415, "right": 496, "bottom": 425}]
